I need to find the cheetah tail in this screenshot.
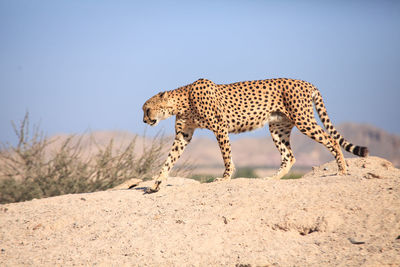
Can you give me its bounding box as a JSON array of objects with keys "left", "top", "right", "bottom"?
[{"left": 312, "top": 88, "right": 369, "bottom": 157}]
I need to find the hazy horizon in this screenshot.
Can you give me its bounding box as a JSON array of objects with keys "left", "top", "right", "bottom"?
[{"left": 1, "top": 1, "right": 400, "bottom": 143}]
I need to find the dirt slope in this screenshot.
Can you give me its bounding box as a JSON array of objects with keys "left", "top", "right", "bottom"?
[{"left": 1, "top": 156, "right": 399, "bottom": 266}]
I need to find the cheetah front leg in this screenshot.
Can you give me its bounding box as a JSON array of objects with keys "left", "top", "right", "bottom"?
[
  {"left": 213, "top": 128, "right": 235, "bottom": 182},
  {"left": 145, "top": 119, "right": 194, "bottom": 193}
]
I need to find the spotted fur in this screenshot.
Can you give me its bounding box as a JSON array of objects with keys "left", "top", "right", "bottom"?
[{"left": 142, "top": 78, "right": 368, "bottom": 192}]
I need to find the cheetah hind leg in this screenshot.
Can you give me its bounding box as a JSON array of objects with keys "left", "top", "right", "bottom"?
[
  {"left": 264, "top": 120, "right": 296, "bottom": 180},
  {"left": 264, "top": 158, "right": 296, "bottom": 180}
]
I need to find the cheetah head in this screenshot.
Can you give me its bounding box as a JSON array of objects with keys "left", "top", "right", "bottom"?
[{"left": 142, "top": 91, "right": 174, "bottom": 126}]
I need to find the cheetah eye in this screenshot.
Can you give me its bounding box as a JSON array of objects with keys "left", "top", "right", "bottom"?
[{"left": 146, "top": 108, "right": 150, "bottom": 117}]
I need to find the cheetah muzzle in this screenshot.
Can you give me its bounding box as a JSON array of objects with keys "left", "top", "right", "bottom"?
[{"left": 142, "top": 78, "right": 369, "bottom": 192}]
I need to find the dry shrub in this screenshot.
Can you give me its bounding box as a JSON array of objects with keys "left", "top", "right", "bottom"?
[{"left": 0, "top": 113, "right": 192, "bottom": 204}]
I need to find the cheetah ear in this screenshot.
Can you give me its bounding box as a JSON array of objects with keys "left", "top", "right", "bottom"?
[{"left": 159, "top": 91, "right": 168, "bottom": 99}]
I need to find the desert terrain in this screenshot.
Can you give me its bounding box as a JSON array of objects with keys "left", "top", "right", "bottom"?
[{"left": 0, "top": 156, "right": 399, "bottom": 266}]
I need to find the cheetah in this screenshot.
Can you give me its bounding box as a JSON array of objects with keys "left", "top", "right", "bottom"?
[{"left": 142, "top": 78, "right": 368, "bottom": 193}]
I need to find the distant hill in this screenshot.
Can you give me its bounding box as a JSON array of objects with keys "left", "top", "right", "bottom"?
[
  {"left": 179, "top": 122, "right": 400, "bottom": 168},
  {"left": 47, "top": 123, "right": 400, "bottom": 169}
]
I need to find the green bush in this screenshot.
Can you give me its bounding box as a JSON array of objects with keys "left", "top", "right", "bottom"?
[
  {"left": 234, "top": 167, "right": 258, "bottom": 178},
  {"left": 0, "top": 113, "right": 191, "bottom": 204},
  {"left": 190, "top": 174, "right": 215, "bottom": 183},
  {"left": 282, "top": 172, "right": 303, "bottom": 180}
]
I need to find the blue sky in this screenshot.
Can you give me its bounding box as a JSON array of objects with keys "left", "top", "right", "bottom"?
[{"left": 1, "top": 0, "right": 400, "bottom": 143}]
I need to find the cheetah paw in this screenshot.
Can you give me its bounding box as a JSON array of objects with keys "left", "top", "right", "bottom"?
[{"left": 144, "top": 181, "right": 161, "bottom": 194}]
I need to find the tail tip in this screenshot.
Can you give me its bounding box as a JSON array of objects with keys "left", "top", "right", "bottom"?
[
  {"left": 353, "top": 145, "right": 369, "bottom": 157},
  {"left": 359, "top": 146, "right": 369, "bottom": 157}
]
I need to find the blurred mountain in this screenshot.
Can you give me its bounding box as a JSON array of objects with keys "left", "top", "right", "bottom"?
[
  {"left": 46, "top": 123, "right": 400, "bottom": 169},
  {"left": 180, "top": 122, "right": 400, "bottom": 168}
]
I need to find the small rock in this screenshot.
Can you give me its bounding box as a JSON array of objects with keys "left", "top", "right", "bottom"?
[
  {"left": 364, "top": 172, "right": 382, "bottom": 179},
  {"left": 381, "top": 162, "right": 392, "bottom": 169},
  {"left": 348, "top": 238, "right": 365, "bottom": 245},
  {"left": 32, "top": 223, "right": 43, "bottom": 230}
]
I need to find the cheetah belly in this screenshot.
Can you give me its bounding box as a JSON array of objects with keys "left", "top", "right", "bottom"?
[{"left": 228, "top": 112, "right": 285, "bottom": 133}]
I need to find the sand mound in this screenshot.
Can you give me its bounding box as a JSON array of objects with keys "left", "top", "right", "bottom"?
[{"left": 1, "top": 156, "right": 399, "bottom": 266}]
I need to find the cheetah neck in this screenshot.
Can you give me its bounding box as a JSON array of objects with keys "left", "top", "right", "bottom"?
[{"left": 167, "top": 85, "right": 190, "bottom": 116}]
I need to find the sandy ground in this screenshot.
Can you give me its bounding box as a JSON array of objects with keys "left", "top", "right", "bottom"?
[{"left": 1, "top": 156, "right": 399, "bottom": 266}]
